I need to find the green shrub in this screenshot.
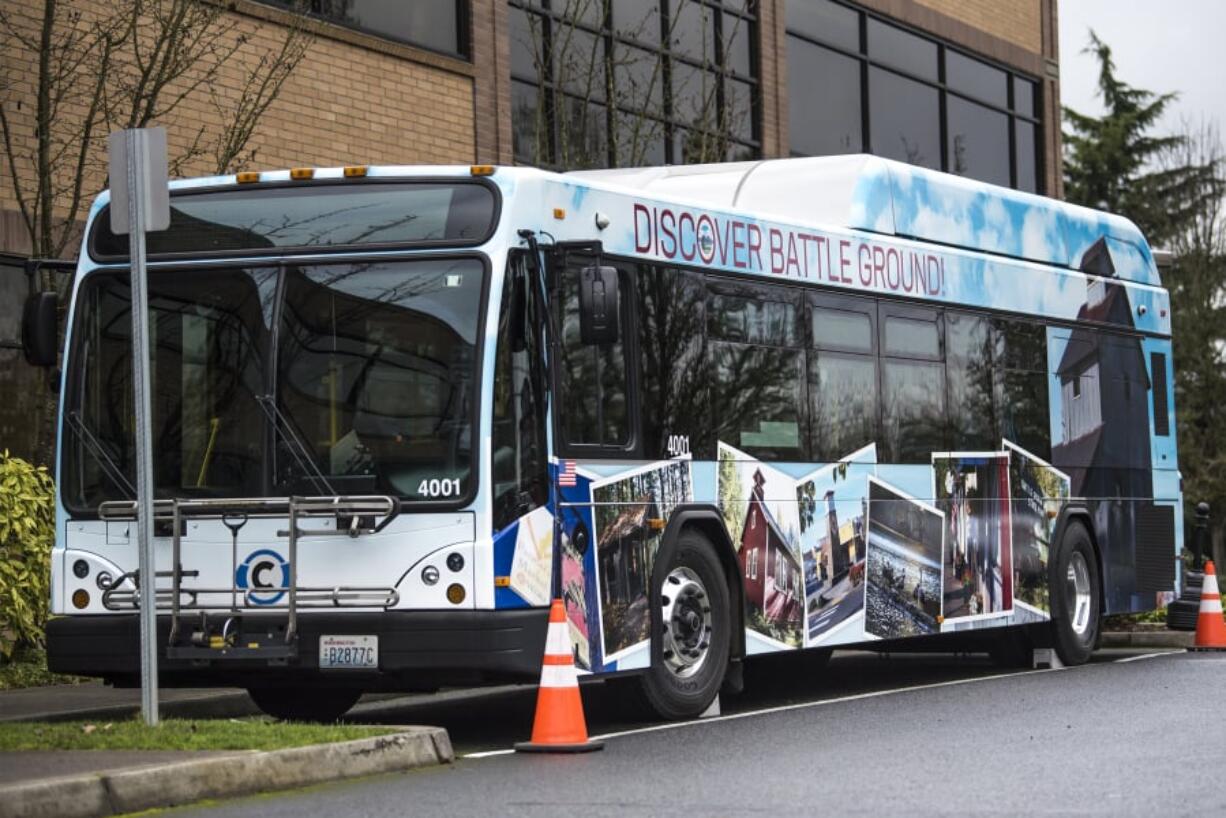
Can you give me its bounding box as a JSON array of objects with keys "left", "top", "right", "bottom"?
[{"left": 0, "top": 451, "right": 55, "bottom": 659}]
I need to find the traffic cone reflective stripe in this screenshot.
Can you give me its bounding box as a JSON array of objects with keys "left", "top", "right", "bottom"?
[
  {"left": 515, "top": 599, "right": 604, "bottom": 753},
  {"left": 1191, "top": 561, "right": 1226, "bottom": 651}
]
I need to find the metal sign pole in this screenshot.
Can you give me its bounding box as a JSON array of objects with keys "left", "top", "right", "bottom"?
[{"left": 109, "top": 128, "right": 170, "bottom": 727}]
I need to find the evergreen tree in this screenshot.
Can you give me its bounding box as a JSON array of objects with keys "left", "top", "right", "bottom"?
[{"left": 1063, "top": 31, "right": 1219, "bottom": 245}]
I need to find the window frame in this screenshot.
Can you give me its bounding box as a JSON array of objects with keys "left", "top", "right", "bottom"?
[
  {"left": 509, "top": 0, "right": 761, "bottom": 169},
  {"left": 258, "top": 1, "right": 471, "bottom": 60},
  {"left": 784, "top": 0, "right": 1043, "bottom": 192}
]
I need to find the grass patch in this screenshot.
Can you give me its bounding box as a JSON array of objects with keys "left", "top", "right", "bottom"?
[
  {"left": 1104, "top": 608, "right": 1168, "bottom": 631},
  {"left": 0, "top": 718, "right": 392, "bottom": 752},
  {"left": 0, "top": 648, "right": 89, "bottom": 690}
]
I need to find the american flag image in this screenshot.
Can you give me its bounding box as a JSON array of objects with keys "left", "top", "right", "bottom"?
[{"left": 558, "top": 460, "right": 578, "bottom": 487}]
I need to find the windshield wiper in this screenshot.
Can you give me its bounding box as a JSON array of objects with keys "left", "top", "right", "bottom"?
[
  {"left": 66, "top": 410, "right": 136, "bottom": 499},
  {"left": 254, "top": 395, "right": 336, "bottom": 496}
]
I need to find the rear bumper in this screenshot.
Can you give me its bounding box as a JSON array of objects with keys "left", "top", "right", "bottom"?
[{"left": 47, "top": 609, "right": 549, "bottom": 689}]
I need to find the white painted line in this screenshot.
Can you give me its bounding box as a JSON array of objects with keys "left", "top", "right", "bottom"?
[
  {"left": 1114, "top": 650, "right": 1178, "bottom": 664},
  {"left": 462, "top": 666, "right": 1055, "bottom": 758},
  {"left": 462, "top": 650, "right": 1175, "bottom": 759},
  {"left": 586, "top": 667, "right": 1060, "bottom": 743}
]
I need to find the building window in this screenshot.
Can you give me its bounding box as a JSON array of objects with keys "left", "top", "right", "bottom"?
[
  {"left": 785, "top": 0, "right": 1042, "bottom": 193},
  {"left": 509, "top": 0, "right": 759, "bottom": 169},
  {"left": 264, "top": 1, "right": 469, "bottom": 59}
]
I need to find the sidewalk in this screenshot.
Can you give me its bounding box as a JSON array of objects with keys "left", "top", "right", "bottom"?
[{"left": 0, "top": 682, "right": 256, "bottom": 723}]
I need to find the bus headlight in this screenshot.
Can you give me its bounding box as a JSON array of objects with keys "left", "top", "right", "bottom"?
[
  {"left": 73, "top": 559, "right": 90, "bottom": 579},
  {"left": 421, "top": 565, "right": 440, "bottom": 586},
  {"left": 446, "top": 552, "right": 464, "bottom": 572}
]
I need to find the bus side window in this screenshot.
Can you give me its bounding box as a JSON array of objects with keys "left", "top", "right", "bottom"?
[
  {"left": 558, "top": 258, "right": 632, "bottom": 450},
  {"left": 493, "top": 253, "right": 549, "bottom": 530},
  {"left": 636, "top": 264, "right": 710, "bottom": 459},
  {"left": 809, "top": 294, "right": 879, "bottom": 462},
  {"left": 879, "top": 306, "right": 946, "bottom": 463},
  {"left": 994, "top": 318, "right": 1050, "bottom": 460},
  {"left": 707, "top": 280, "right": 806, "bottom": 460},
  {"left": 945, "top": 310, "right": 999, "bottom": 451}
]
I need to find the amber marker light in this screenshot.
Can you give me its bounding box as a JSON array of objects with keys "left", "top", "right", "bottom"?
[
  {"left": 290, "top": 167, "right": 315, "bottom": 180},
  {"left": 343, "top": 165, "right": 368, "bottom": 178},
  {"left": 72, "top": 589, "right": 90, "bottom": 609},
  {"left": 553, "top": 208, "right": 566, "bottom": 220},
  {"left": 446, "top": 584, "right": 466, "bottom": 605},
  {"left": 235, "top": 171, "right": 260, "bottom": 184},
  {"left": 470, "top": 164, "right": 496, "bottom": 176}
]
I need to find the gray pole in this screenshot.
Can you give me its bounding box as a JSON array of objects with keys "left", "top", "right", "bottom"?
[{"left": 126, "top": 131, "right": 159, "bottom": 727}]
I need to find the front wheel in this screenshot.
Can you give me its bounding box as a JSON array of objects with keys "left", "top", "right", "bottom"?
[
  {"left": 637, "top": 530, "right": 730, "bottom": 720},
  {"left": 247, "top": 686, "right": 361, "bottom": 722},
  {"left": 1048, "top": 520, "right": 1101, "bottom": 666}
]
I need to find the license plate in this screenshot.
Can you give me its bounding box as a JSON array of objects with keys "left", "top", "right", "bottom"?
[{"left": 319, "top": 635, "right": 378, "bottom": 669}]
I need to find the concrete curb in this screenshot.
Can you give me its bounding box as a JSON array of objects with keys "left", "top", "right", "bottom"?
[
  {"left": 0, "top": 726, "right": 452, "bottom": 818},
  {"left": 1101, "top": 630, "right": 1194, "bottom": 648}
]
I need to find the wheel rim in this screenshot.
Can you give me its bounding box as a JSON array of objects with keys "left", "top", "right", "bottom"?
[
  {"left": 1065, "top": 551, "right": 1093, "bottom": 637},
  {"left": 661, "top": 566, "right": 713, "bottom": 679}
]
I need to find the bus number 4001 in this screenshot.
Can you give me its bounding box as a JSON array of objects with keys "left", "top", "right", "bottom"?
[
  {"left": 418, "top": 478, "right": 461, "bottom": 498},
  {"left": 666, "top": 435, "right": 690, "bottom": 457}
]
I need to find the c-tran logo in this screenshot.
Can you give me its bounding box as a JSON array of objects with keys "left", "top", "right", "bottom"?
[
  {"left": 235, "top": 549, "right": 289, "bottom": 606},
  {"left": 697, "top": 216, "right": 716, "bottom": 263}
]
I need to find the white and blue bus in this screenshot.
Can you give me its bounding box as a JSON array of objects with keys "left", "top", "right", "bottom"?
[{"left": 31, "top": 155, "right": 1181, "bottom": 720}]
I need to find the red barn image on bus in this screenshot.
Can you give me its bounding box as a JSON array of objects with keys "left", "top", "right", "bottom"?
[{"left": 739, "top": 469, "right": 803, "bottom": 637}]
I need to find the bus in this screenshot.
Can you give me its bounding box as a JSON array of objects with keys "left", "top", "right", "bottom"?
[{"left": 31, "top": 155, "right": 1181, "bottom": 721}]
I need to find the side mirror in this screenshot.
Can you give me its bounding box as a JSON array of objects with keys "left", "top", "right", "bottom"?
[
  {"left": 578, "top": 265, "right": 619, "bottom": 345},
  {"left": 22, "top": 291, "right": 58, "bottom": 367}
]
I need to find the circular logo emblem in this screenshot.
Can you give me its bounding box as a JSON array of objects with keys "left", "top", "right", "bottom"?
[
  {"left": 697, "top": 216, "right": 716, "bottom": 264},
  {"left": 235, "top": 549, "right": 289, "bottom": 606}
]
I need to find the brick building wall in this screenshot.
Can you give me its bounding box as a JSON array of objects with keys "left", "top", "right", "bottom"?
[{"left": 915, "top": 0, "right": 1042, "bottom": 52}]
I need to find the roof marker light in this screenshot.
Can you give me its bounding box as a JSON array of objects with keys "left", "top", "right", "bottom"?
[
  {"left": 343, "top": 165, "right": 368, "bottom": 178},
  {"left": 553, "top": 208, "right": 566, "bottom": 220},
  {"left": 236, "top": 171, "right": 260, "bottom": 184},
  {"left": 470, "top": 165, "right": 496, "bottom": 176},
  {"left": 290, "top": 167, "right": 315, "bottom": 180}
]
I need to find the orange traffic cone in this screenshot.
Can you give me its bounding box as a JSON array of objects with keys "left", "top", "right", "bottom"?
[
  {"left": 1191, "top": 561, "right": 1226, "bottom": 651},
  {"left": 515, "top": 599, "right": 604, "bottom": 753}
]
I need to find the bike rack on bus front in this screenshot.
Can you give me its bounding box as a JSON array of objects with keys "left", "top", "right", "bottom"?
[{"left": 96, "top": 495, "right": 400, "bottom": 663}]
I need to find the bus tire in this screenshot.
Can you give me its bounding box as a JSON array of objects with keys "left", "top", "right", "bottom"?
[
  {"left": 247, "top": 686, "right": 361, "bottom": 722},
  {"left": 638, "top": 530, "right": 730, "bottom": 720},
  {"left": 1049, "top": 520, "right": 1101, "bottom": 666}
]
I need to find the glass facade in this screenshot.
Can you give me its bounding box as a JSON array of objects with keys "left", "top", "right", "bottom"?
[
  {"left": 262, "top": 1, "right": 468, "bottom": 58},
  {"left": 509, "top": 0, "right": 759, "bottom": 169},
  {"left": 786, "top": 0, "right": 1042, "bottom": 192}
]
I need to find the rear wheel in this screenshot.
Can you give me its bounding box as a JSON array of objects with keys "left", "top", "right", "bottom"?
[
  {"left": 1049, "top": 520, "right": 1101, "bottom": 666},
  {"left": 637, "top": 530, "right": 730, "bottom": 720},
  {"left": 247, "top": 686, "right": 361, "bottom": 722}
]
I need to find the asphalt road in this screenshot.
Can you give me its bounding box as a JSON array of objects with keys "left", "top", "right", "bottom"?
[{"left": 173, "top": 648, "right": 1224, "bottom": 817}]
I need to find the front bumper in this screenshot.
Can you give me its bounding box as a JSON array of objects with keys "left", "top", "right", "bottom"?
[{"left": 47, "top": 609, "right": 549, "bottom": 689}]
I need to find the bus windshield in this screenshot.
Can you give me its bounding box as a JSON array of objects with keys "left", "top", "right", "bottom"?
[{"left": 63, "top": 257, "right": 484, "bottom": 511}]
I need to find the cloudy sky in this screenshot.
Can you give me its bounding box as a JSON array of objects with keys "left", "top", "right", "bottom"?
[{"left": 1059, "top": 1, "right": 1225, "bottom": 136}]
